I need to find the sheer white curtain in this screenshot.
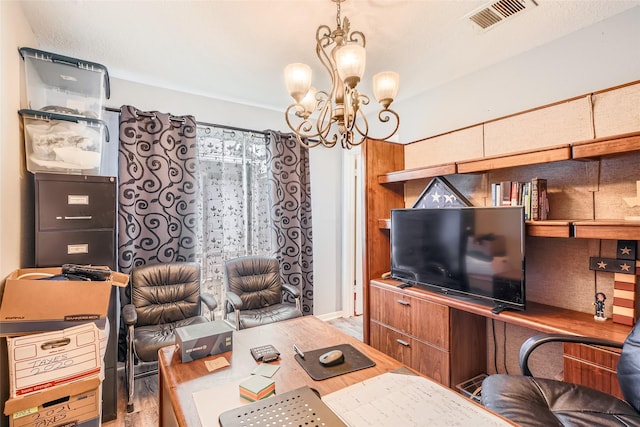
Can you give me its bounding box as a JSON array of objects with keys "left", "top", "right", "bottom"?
[{"left": 195, "top": 124, "right": 274, "bottom": 318}]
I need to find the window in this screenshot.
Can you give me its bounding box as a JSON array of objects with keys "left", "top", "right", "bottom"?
[{"left": 196, "top": 125, "right": 274, "bottom": 315}]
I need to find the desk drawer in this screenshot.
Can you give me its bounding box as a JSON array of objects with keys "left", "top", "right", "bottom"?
[
  {"left": 370, "top": 284, "right": 449, "bottom": 348},
  {"left": 369, "top": 321, "right": 412, "bottom": 366},
  {"left": 36, "top": 176, "right": 116, "bottom": 231},
  {"left": 563, "top": 343, "right": 623, "bottom": 400},
  {"left": 36, "top": 229, "right": 115, "bottom": 267},
  {"left": 370, "top": 321, "right": 450, "bottom": 385}
]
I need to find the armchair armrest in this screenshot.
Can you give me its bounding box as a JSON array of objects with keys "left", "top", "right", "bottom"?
[
  {"left": 200, "top": 292, "right": 218, "bottom": 312},
  {"left": 520, "top": 334, "right": 623, "bottom": 376},
  {"left": 282, "top": 283, "right": 301, "bottom": 299},
  {"left": 122, "top": 304, "right": 138, "bottom": 326},
  {"left": 226, "top": 291, "right": 244, "bottom": 310}
]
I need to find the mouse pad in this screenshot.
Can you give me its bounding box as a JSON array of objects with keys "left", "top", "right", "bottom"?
[{"left": 294, "top": 343, "right": 376, "bottom": 381}]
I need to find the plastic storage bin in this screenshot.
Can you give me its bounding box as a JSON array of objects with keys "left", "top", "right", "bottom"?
[
  {"left": 19, "top": 47, "right": 110, "bottom": 120},
  {"left": 19, "top": 109, "right": 109, "bottom": 174},
  {"left": 455, "top": 373, "right": 487, "bottom": 403}
]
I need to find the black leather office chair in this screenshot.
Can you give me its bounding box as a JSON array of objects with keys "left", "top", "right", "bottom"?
[
  {"left": 223, "top": 256, "right": 302, "bottom": 330},
  {"left": 122, "top": 262, "right": 217, "bottom": 412},
  {"left": 481, "top": 321, "right": 640, "bottom": 426}
]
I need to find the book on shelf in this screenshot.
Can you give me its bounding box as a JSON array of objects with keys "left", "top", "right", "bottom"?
[
  {"left": 491, "top": 178, "right": 548, "bottom": 221},
  {"left": 531, "top": 178, "right": 548, "bottom": 221}
]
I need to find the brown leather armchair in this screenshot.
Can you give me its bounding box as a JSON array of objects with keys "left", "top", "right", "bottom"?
[
  {"left": 223, "top": 256, "right": 302, "bottom": 330},
  {"left": 122, "top": 262, "right": 217, "bottom": 413},
  {"left": 481, "top": 321, "right": 640, "bottom": 426}
]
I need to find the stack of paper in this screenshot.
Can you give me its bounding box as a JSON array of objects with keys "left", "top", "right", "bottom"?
[{"left": 239, "top": 375, "right": 275, "bottom": 402}]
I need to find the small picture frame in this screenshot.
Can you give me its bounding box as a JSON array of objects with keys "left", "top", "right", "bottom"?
[{"left": 412, "top": 176, "right": 472, "bottom": 209}]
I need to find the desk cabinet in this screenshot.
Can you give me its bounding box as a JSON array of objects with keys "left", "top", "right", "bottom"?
[
  {"left": 564, "top": 343, "right": 623, "bottom": 400},
  {"left": 369, "top": 282, "right": 486, "bottom": 387},
  {"left": 33, "top": 173, "right": 118, "bottom": 422}
]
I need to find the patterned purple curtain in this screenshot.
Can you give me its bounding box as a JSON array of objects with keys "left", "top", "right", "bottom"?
[
  {"left": 118, "top": 105, "right": 199, "bottom": 271},
  {"left": 266, "top": 131, "right": 314, "bottom": 315},
  {"left": 116, "top": 106, "right": 199, "bottom": 360}
]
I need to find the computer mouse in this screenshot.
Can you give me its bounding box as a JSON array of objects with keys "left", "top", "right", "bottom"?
[{"left": 318, "top": 349, "right": 344, "bottom": 366}]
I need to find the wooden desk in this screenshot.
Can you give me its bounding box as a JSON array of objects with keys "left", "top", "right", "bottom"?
[{"left": 158, "top": 316, "right": 506, "bottom": 426}]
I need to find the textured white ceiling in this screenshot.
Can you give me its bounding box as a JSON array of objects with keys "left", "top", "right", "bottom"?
[{"left": 17, "top": 0, "right": 640, "bottom": 112}]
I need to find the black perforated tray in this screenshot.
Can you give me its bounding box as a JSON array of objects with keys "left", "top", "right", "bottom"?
[{"left": 218, "top": 386, "right": 346, "bottom": 427}]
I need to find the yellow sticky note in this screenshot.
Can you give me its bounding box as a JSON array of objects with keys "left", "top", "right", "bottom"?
[{"left": 204, "top": 357, "right": 230, "bottom": 372}]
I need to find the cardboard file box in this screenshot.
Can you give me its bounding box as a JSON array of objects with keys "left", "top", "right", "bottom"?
[
  {"left": 0, "top": 267, "right": 128, "bottom": 336},
  {"left": 19, "top": 47, "right": 110, "bottom": 120},
  {"left": 4, "top": 377, "right": 101, "bottom": 427},
  {"left": 7, "top": 323, "right": 103, "bottom": 398},
  {"left": 175, "top": 321, "right": 233, "bottom": 363}
]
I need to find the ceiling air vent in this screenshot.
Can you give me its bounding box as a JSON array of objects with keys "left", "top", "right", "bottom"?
[{"left": 466, "top": 0, "right": 538, "bottom": 31}]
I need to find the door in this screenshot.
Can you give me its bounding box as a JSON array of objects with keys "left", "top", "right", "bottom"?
[{"left": 342, "top": 148, "right": 364, "bottom": 316}]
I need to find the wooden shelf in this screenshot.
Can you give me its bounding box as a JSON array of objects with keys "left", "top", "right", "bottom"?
[
  {"left": 378, "top": 163, "right": 456, "bottom": 184},
  {"left": 457, "top": 144, "right": 571, "bottom": 174},
  {"left": 378, "top": 219, "right": 391, "bottom": 229},
  {"left": 378, "top": 218, "right": 640, "bottom": 240},
  {"left": 572, "top": 131, "right": 640, "bottom": 159},
  {"left": 573, "top": 220, "right": 640, "bottom": 240},
  {"left": 378, "top": 218, "right": 573, "bottom": 238},
  {"left": 371, "top": 279, "right": 631, "bottom": 345},
  {"left": 525, "top": 220, "right": 572, "bottom": 238},
  {"left": 378, "top": 132, "right": 639, "bottom": 184}
]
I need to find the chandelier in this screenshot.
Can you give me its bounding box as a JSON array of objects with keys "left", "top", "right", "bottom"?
[{"left": 284, "top": 0, "right": 400, "bottom": 149}]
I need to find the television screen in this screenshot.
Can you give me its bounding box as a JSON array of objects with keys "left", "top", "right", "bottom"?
[{"left": 390, "top": 206, "right": 525, "bottom": 312}]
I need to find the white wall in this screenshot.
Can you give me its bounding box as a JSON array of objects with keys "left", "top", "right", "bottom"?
[
  {"left": 309, "top": 146, "right": 343, "bottom": 315},
  {"left": 396, "top": 7, "right": 640, "bottom": 143},
  {"left": 0, "top": 1, "right": 37, "bottom": 281},
  {"left": 108, "top": 78, "right": 285, "bottom": 132}
]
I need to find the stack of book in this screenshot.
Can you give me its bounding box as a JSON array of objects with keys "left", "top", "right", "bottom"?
[{"left": 490, "top": 178, "right": 548, "bottom": 221}]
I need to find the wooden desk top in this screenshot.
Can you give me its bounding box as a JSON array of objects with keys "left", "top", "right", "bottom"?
[{"left": 158, "top": 316, "right": 410, "bottom": 427}]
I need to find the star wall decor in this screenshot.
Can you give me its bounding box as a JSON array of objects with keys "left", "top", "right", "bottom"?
[
  {"left": 617, "top": 240, "right": 637, "bottom": 260},
  {"left": 589, "top": 257, "right": 637, "bottom": 273},
  {"left": 412, "top": 176, "right": 472, "bottom": 209}
]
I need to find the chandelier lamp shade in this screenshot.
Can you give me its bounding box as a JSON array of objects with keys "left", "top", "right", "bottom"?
[{"left": 284, "top": 0, "right": 400, "bottom": 149}]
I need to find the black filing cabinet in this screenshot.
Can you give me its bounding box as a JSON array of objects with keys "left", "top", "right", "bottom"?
[{"left": 34, "top": 173, "right": 118, "bottom": 422}]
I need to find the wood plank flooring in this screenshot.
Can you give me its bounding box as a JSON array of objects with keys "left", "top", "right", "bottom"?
[{"left": 102, "top": 315, "right": 363, "bottom": 426}]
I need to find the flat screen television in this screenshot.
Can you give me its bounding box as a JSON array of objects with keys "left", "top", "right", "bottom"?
[{"left": 390, "top": 206, "right": 525, "bottom": 313}]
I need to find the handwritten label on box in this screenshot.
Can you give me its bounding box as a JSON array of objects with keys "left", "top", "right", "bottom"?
[{"left": 8, "top": 323, "right": 102, "bottom": 397}]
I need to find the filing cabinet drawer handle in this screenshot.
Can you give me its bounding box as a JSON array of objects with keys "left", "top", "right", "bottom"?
[
  {"left": 396, "top": 299, "right": 410, "bottom": 306},
  {"left": 396, "top": 339, "right": 410, "bottom": 347},
  {"left": 63, "top": 216, "right": 93, "bottom": 220}
]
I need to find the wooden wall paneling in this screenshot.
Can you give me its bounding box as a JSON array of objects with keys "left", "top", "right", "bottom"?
[
  {"left": 484, "top": 97, "right": 593, "bottom": 156},
  {"left": 449, "top": 309, "right": 486, "bottom": 388},
  {"left": 592, "top": 82, "right": 640, "bottom": 138},
  {"left": 404, "top": 125, "right": 484, "bottom": 169},
  {"left": 362, "top": 139, "right": 404, "bottom": 343}
]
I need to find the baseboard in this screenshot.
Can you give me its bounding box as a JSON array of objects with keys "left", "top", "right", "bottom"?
[{"left": 315, "top": 311, "right": 348, "bottom": 321}]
